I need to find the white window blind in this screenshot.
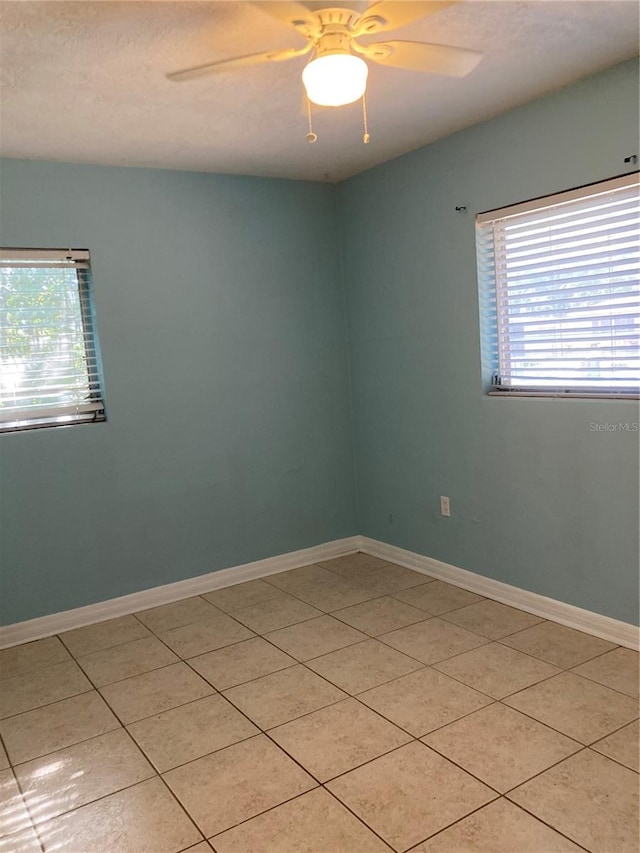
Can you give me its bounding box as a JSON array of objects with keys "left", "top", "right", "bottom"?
[
  {"left": 0, "top": 248, "right": 106, "bottom": 432},
  {"left": 477, "top": 173, "right": 640, "bottom": 397}
]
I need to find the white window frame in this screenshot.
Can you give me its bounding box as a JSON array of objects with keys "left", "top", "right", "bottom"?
[
  {"left": 476, "top": 173, "right": 640, "bottom": 399},
  {"left": 0, "top": 248, "right": 106, "bottom": 432}
]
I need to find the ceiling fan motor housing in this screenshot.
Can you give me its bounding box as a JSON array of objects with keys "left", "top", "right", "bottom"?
[{"left": 315, "top": 31, "right": 352, "bottom": 59}]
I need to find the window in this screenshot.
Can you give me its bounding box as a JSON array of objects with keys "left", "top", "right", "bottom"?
[
  {"left": 477, "top": 173, "right": 640, "bottom": 398},
  {"left": 0, "top": 248, "right": 106, "bottom": 432}
]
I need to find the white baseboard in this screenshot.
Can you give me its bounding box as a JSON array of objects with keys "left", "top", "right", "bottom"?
[
  {"left": 0, "top": 537, "right": 361, "bottom": 649},
  {"left": 360, "top": 537, "right": 639, "bottom": 651},
  {"left": 2, "top": 534, "right": 638, "bottom": 651}
]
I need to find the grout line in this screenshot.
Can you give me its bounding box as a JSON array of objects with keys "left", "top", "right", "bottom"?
[
  {"left": 0, "top": 683, "right": 95, "bottom": 723},
  {"left": 82, "top": 670, "right": 206, "bottom": 848},
  {"left": 201, "top": 783, "right": 324, "bottom": 843},
  {"left": 437, "top": 609, "right": 548, "bottom": 639},
  {"left": 587, "top": 742, "right": 640, "bottom": 775},
  {"left": 265, "top": 715, "right": 415, "bottom": 787},
  {"left": 202, "top": 789, "right": 321, "bottom": 847},
  {"left": 22, "top": 653, "right": 207, "bottom": 852},
  {"left": 422, "top": 735, "right": 583, "bottom": 799},
  {"left": 5, "top": 770, "right": 46, "bottom": 853},
  {"left": 58, "top": 622, "right": 155, "bottom": 658},
  {"left": 352, "top": 691, "right": 498, "bottom": 742},
  {"left": 398, "top": 797, "right": 504, "bottom": 852},
  {"left": 589, "top": 714, "right": 640, "bottom": 746},
  {"left": 297, "top": 656, "right": 428, "bottom": 699},
  {"left": 408, "top": 794, "right": 593, "bottom": 853},
  {"left": 192, "top": 660, "right": 300, "bottom": 694},
  {"left": 496, "top": 697, "right": 639, "bottom": 748},
  {"left": 564, "top": 669, "right": 639, "bottom": 702},
  {"left": 3, "top": 560, "right": 639, "bottom": 853},
  {"left": 584, "top": 714, "right": 640, "bottom": 758},
  {"left": 0, "top": 648, "right": 76, "bottom": 687},
  {"left": 6, "top": 715, "right": 122, "bottom": 770},
  {"left": 320, "top": 785, "right": 399, "bottom": 850},
  {"left": 493, "top": 632, "right": 621, "bottom": 667}
]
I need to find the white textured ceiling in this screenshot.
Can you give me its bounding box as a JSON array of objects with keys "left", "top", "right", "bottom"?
[{"left": 0, "top": 1, "right": 638, "bottom": 182}]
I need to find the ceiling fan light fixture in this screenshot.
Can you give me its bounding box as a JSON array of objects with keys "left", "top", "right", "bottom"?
[{"left": 302, "top": 53, "right": 368, "bottom": 107}]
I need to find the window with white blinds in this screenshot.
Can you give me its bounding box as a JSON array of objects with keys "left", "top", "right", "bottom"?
[
  {"left": 477, "top": 173, "right": 640, "bottom": 397},
  {"left": 0, "top": 248, "right": 106, "bottom": 432}
]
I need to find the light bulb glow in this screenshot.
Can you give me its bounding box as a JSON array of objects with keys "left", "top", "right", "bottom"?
[{"left": 302, "top": 54, "right": 368, "bottom": 107}]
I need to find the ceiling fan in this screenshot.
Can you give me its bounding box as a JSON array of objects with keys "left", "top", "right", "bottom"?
[{"left": 166, "top": 1, "right": 482, "bottom": 101}]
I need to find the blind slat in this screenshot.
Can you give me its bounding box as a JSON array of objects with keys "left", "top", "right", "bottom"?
[
  {"left": 0, "top": 249, "right": 106, "bottom": 430},
  {"left": 477, "top": 173, "right": 640, "bottom": 395}
]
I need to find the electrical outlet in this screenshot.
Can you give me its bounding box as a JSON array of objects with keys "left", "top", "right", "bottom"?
[{"left": 440, "top": 496, "right": 451, "bottom": 517}]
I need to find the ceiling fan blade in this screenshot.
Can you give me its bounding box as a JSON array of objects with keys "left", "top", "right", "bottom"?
[
  {"left": 355, "top": 1, "right": 458, "bottom": 35},
  {"left": 252, "top": 2, "right": 318, "bottom": 34},
  {"left": 166, "top": 45, "right": 311, "bottom": 83},
  {"left": 361, "top": 40, "right": 482, "bottom": 76}
]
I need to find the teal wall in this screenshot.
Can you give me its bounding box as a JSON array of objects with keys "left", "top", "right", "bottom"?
[
  {"left": 338, "top": 59, "right": 640, "bottom": 625},
  {"left": 2, "top": 59, "right": 638, "bottom": 626},
  {"left": 0, "top": 161, "right": 357, "bottom": 623}
]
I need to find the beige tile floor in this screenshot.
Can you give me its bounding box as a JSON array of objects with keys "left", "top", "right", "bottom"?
[{"left": 0, "top": 552, "right": 638, "bottom": 853}]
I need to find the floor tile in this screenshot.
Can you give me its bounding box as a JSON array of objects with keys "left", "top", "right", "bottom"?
[
  {"left": 99, "top": 662, "right": 214, "bottom": 724},
  {"left": 423, "top": 703, "right": 581, "bottom": 793},
  {"left": 223, "top": 664, "right": 346, "bottom": 729},
  {"left": 441, "top": 600, "right": 544, "bottom": 639},
  {"left": 320, "top": 553, "right": 432, "bottom": 588},
  {"left": 501, "top": 621, "right": 616, "bottom": 668},
  {"left": 36, "top": 776, "right": 202, "bottom": 853},
  {"left": 434, "top": 642, "right": 560, "bottom": 699},
  {"left": 572, "top": 647, "right": 639, "bottom": 698},
  {"left": 59, "top": 616, "right": 151, "bottom": 657},
  {"left": 0, "top": 770, "right": 31, "bottom": 838},
  {"left": 0, "top": 743, "right": 8, "bottom": 771},
  {"left": 333, "top": 596, "right": 429, "bottom": 636},
  {"left": 158, "top": 615, "right": 254, "bottom": 658},
  {"left": 0, "top": 637, "right": 71, "bottom": 681},
  {"left": 264, "top": 564, "right": 346, "bottom": 594},
  {"left": 0, "top": 826, "right": 42, "bottom": 853},
  {"left": 229, "top": 594, "right": 322, "bottom": 634},
  {"left": 592, "top": 720, "right": 639, "bottom": 771},
  {"left": 264, "top": 615, "right": 367, "bottom": 661},
  {"left": 0, "top": 690, "right": 119, "bottom": 765},
  {"left": 269, "top": 697, "right": 411, "bottom": 781},
  {"left": 135, "top": 597, "right": 222, "bottom": 634},
  {"left": 213, "top": 787, "right": 392, "bottom": 853},
  {"left": 306, "top": 639, "right": 423, "bottom": 694},
  {"left": 164, "top": 734, "right": 315, "bottom": 838},
  {"left": 412, "top": 798, "right": 583, "bottom": 852},
  {"left": 319, "top": 555, "right": 428, "bottom": 595},
  {"left": 77, "top": 636, "right": 178, "bottom": 687},
  {"left": 16, "top": 728, "right": 153, "bottom": 824},
  {"left": 503, "top": 671, "right": 639, "bottom": 744},
  {"left": 183, "top": 844, "right": 214, "bottom": 853},
  {"left": 202, "top": 579, "right": 284, "bottom": 612},
  {"left": 265, "top": 565, "right": 377, "bottom": 611},
  {"left": 127, "top": 694, "right": 258, "bottom": 772},
  {"left": 293, "top": 578, "right": 379, "bottom": 612},
  {"left": 327, "top": 741, "right": 495, "bottom": 852},
  {"left": 394, "top": 581, "right": 484, "bottom": 616},
  {"left": 318, "top": 552, "right": 399, "bottom": 577},
  {"left": 381, "top": 618, "right": 488, "bottom": 665},
  {"left": 359, "top": 667, "right": 493, "bottom": 737},
  {"left": 508, "top": 749, "right": 639, "bottom": 853},
  {"left": 188, "top": 637, "right": 295, "bottom": 690},
  {"left": 349, "top": 567, "right": 428, "bottom": 596},
  {"left": 0, "top": 661, "right": 92, "bottom": 720}
]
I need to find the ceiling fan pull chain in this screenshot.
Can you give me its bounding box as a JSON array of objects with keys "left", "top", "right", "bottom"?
[
  {"left": 306, "top": 97, "right": 317, "bottom": 143},
  {"left": 362, "top": 93, "right": 370, "bottom": 144}
]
